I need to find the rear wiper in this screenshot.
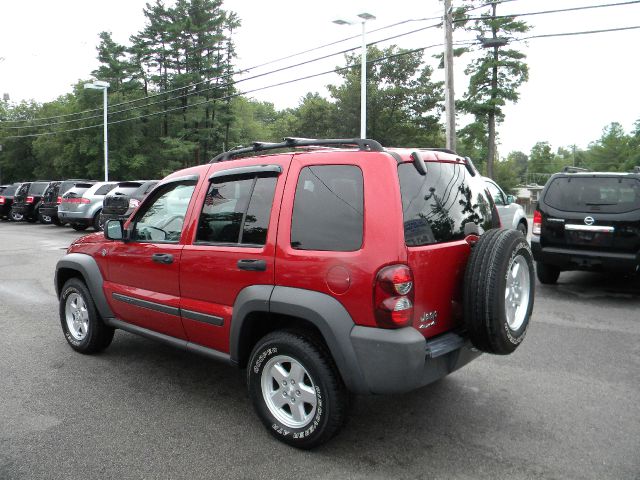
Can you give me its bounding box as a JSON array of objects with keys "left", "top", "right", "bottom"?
[{"left": 585, "top": 202, "right": 617, "bottom": 206}]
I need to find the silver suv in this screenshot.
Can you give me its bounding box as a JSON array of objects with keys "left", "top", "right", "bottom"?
[
  {"left": 58, "top": 181, "right": 116, "bottom": 231},
  {"left": 484, "top": 177, "right": 528, "bottom": 235}
]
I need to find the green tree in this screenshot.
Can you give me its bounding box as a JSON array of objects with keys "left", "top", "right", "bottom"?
[
  {"left": 585, "top": 122, "right": 631, "bottom": 172},
  {"left": 328, "top": 45, "right": 444, "bottom": 146},
  {"left": 457, "top": 0, "right": 530, "bottom": 178}
]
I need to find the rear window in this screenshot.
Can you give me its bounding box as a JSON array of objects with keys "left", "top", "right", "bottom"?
[
  {"left": 29, "top": 182, "right": 49, "bottom": 196},
  {"left": 64, "top": 187, "right": 91, "bottom": 199},
  {"left": 110, "top": 185, "right": 141, "bottom": 196},
  {"left": 290, "top": 165, "right": 364, "bottom": 251},
  {"left": 95, "top": 184, "right": 117, "bottom": 196},
  {"left": 398, "top": 162, "right": 494, "bottom": 246},
  {"left": 1, "top": 185, "right": 17, "bottom": 196},
  {"left": 544, "top": 176, "right": 640, "bottom": 214}
]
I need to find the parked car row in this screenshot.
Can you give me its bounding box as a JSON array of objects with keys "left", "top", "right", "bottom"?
[{"left": 0, "top": 179, "right": 159, "bottom": 230}]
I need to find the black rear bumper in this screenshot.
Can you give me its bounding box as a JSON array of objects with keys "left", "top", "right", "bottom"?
[{"left": 531, "top": 236, "right": 640, "bottom": 273}]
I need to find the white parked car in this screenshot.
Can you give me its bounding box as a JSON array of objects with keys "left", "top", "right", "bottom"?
[{"left": 483, "top": 177, "right": 528, "bottom": 235}]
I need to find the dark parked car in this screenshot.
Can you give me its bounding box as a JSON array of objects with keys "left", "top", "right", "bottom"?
[
  {"left": 0, "top": 183, "right": 21, "bottom": 220},
  {"left": 40, "top": 180, "right": 94, "bottom": 225},
  {"left": 532, "top": 167, "right": 640, "bottom": 283},
  {"left": 10, "top": 181, "right": 51, "bottom": 222},
  {"left": 100, "top": 180, "right": 158, "bottom": 225}
]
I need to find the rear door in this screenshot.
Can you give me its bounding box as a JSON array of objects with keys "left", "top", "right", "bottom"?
[
  {"left": 399, "top": 161, "right": 497, "bottom": 338},
  {"left": 103, "top": 177, "right": 199, "bottom": 339},
  {"left": 179, "top": 157, "right": 289, "bottom": 352},
  {"left": 541, "top": 175, "right": 640, "bottom": 253}
]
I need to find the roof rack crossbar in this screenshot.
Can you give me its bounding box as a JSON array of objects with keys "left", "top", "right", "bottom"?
[
  {"left": 562, "top": 166, "right": 591, "bottom": 173},
  {"left": 209, "top": 137, "right": 384, "bottom": 163}
]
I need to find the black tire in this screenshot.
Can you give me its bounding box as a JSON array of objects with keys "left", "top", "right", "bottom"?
[
  {"left": 536, "top": 262, "right": 560, "bottom": 285},
  {"left": 39, "top": 210, "right": 53, "bottom": 224},
  {"left": 517, "top": 221, "right": 527, "bottom": 236},
  {"left": 93, "top": 211, "right": 104, "bottom": 231},
  {"left": 10, "top": 211, "right": 23, "bottom": 222},
  {"left": 463, "top": 228, "right": 535, "bottom": 355},
  {"left": 71, "top": 223, "right": 89, "bottom": 231},
  {"left": 59, "top": 278, "right": 114, "bottom": 354},
  {"left": 52, "top": 217, "right": 64, "bottom": 226},
  {"left": 247, "top": 331, "right": 348, "bottom": 449}
]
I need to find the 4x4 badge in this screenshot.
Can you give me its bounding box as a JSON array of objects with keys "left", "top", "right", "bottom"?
[{"left": 584, "top": 216, "right": 595, "bottom": 226}]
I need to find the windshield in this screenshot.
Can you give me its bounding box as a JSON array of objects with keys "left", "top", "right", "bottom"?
[{"left": 544, "top": 176, "right": 640, "bottom": 213}]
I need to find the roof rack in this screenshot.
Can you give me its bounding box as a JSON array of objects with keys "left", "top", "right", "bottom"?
[
  {"left": 562, "top": 166, "right": 591, "bottom": 173},
  {"left": 209, "top": 137, "right": 385, "bottom": 163},
  {"left": 422, "top": 147, "right": 458, "bottom": 155}
]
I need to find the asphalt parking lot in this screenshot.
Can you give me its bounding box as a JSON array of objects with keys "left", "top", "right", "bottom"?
[{"left": 0, "top": 221, "right": 638, "bottom": 480}]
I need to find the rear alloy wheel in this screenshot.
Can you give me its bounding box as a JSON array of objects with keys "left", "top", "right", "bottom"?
[
  {"left": 10, "top": 211, "right": 24, "bottom": 222},
  {"left": 39, "top": 211, "right": 53, "bottom": 224},
  {"left": 59, "top": 278, "right": 114, "bottom": 353},
  {"left": 247, "top": 331, "right": 348, "bottom": 449},
  {"left": 536, "top": 262, "right": 560, "bottom": 285},
  {"left": 463, "top": 228, "right": 535, "bottom": 355}
]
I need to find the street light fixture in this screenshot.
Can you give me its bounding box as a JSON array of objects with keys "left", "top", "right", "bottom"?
[
  {"left": 333, "top": 12, "right": 376, "bottom": 139},
  {"left": 84, "top": 80, "right": 110, "bottom": 181}
]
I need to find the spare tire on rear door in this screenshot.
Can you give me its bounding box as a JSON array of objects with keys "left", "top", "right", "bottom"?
[{"left": 463, "top": 228, "right": 535, "bottom": 355}]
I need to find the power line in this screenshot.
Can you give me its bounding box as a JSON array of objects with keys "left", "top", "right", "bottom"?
[
  {"left": 519, "top": 24, "right": 640, "bottom": 40},
  {"left": 0, "top": 17, "right": 443, "bottom": 126},
  {"left": 0, "top": 42, "right": 455, "bottom": 140},
  {"left": 461, "top": 0, "right": 640, "bottom": 21},
  {"left": 2, "top": 22, "right": 443, "bottom": 131}
]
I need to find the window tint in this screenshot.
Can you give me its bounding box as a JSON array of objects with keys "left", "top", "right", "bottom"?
[
  {"left": 398, "top": 162, "right": 494, "bottom": 246},
  {"left": 485, "top": 181, "right": 505, "bottom": 205},
  {"left": 544, "top": 176, "right": 640, "bottom": 214},
  {"left": 291, "top": 165, "right": 363, "bottom": 251},
  {"left": 2, "top": 185, "right": 17, "bottom": 196},
  {"left": 29, "top": 182, "right": 49, "bottom": 196},
  {"left": 196, "top": 175, "right": 277, "bottom": 246},
  {"left": 95, "top": 184, "right": 116, "bottom": 195},
  {"left": 133, "top": 182, "right": 196, "bottom": 243}
]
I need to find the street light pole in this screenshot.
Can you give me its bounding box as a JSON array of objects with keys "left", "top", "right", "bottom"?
[
  {"left": 333, "top": 12, "right": 376, "bottom": 139},
  {"left": 83, "top": 80, "right": 110, "bottom": 181}
]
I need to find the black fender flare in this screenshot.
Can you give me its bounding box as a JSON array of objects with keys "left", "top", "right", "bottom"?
[
  {"left": 55, "top": 253, "right": 114, "bottom": 320},
  {"left": 230, "top": 285, "right": 368, "bottom": 394}
]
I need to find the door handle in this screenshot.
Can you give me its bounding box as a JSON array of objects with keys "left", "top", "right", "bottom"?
[
  {"left": 152, "top": 253, "right": 174, "bottom": 264},
  {"left": 237, "top": 259, "right": 267, "bottom": 271}
]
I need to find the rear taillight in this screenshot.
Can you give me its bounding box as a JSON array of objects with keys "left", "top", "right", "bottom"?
[
  {"left": 56, "top": 196, "right": 62, "bottom": 205},
  {"left": 0, "top": 196, "right": 5, "bottom": 205},
  {"left": 374, "top": 265, "right": 414, "bottom": 328},
  {"left": 62, "top": 197, "right": 90, "bottom": 204},
  {"left": 532, "top": 210, "right": 542, "bottom": 235},
  {"left": 26, "top": 196, "right": 34, "bottom": 204},
  {"left": 129, "top": 198, "right": 140, "bottom": 209}
]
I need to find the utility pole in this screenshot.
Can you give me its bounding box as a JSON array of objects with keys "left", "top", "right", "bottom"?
[
  {"left": 487, "top": 0, "right": 499, "bottom": 179},
  {"left": 443, "top": 0, "right": 456, "bottom": 151}
]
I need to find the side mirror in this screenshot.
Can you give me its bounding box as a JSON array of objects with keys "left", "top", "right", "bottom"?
[
  {"left": 506, "top": 194, "right": 516, "bottom": 204},
  {"left": 104, "top": 219, "right": 125, "bottom": 241}
]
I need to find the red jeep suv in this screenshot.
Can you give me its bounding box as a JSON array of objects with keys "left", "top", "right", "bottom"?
[{"left": 55, "top": 138, "right": 535, "bottom": 448}]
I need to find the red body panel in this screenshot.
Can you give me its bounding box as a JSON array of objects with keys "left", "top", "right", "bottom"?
[
  {"left": 274, "top": 151, "right": 407, "bottom": 328},
  {"left": 178, "top": 155, "right": 291, "bottom": 353}
]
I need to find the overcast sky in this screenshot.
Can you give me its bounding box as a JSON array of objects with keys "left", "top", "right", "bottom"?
[{"left": 0, "top": 0, "right": 638, "bottom": 156}]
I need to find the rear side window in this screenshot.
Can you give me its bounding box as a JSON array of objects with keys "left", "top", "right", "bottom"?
[
  {"left": 196, "top": 175, "right": 277, "bottom": 246},
  {"left": 398, "top": 162, "right": 494, "bottom": 246},
  {"left": 544, "top": 176, "right": 640, "bottom": 214},
  {"left": 290, "top": 165, "right": 364, "bottom": 251},
  {"left": 95, "top": 184, "right": 116, "bottom": 195}
]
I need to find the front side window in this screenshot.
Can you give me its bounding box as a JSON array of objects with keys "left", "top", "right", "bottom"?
[
  {"left": 196, "top": 175, "right": 277, "bottom": 246},
  {"left": 133, "top": 182, "right": 196, "bottom": 243},
  {"left": 290, "top": 165, "right": 364, "bottom": 251},
  {"left": 399, "top": 162, "right": 494, "bottom": 246}
]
